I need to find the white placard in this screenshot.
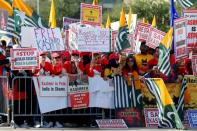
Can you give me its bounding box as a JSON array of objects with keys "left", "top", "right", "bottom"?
[
  {"left": 146, "top": 27, "right": 166, "bottom": 49},
  {"left": 77, "top": 27, "right": 110, "bottom": 52},
  {"left": 135, "top": 22, "right": 151, "bottom": 42},
  {"left": 38, "top": 76, "right": 68, "bottom": 97}
]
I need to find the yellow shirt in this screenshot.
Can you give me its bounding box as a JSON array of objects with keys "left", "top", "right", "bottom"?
[{"left": 134, "top": 54, "right": 154, "bottom": 69}]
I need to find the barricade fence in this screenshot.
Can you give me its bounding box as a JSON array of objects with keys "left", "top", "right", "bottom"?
[{"left": 0, "top": 74, "right": 196, "bottom": 128}]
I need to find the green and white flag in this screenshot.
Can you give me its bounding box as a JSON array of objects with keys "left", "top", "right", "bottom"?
[
  {"left": 177, "top": 0, "right": 196, "bottom": 8},
  {"left": 145, "top": 78, "right": 184, "bottom": 129}
]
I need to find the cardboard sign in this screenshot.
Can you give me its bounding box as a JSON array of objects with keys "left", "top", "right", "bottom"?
[
  {"left": 117, "top": 108, "right": 144, "bottom": 127},
  {"left": 96, "top": 119, "right": 128, "bottom": 129},
  {"left": 68, "top": 84, "right": 89, "bottom": 109},
  {"left": 80, "top": 3, "right": 102, "bottom": 26},
  {"left": 121, "top": 33, "right": 135, "bottom": 54},
  {"left": 39, "top": 76, "right": 68, "bottom": 97},
  {"left": 63, "top": 17, "right": 79, "bottom": 30},
  {"left": 34, "top": 28, "right": 64, "bottom": 52},
  {"left": 146, "top": 27, "right": 166, "bottom": 49},
  {"left": 135, "top": 22, "right": 151, "bottom": 42},
  {"left": 144, "top": 108, "right": 159, "bottom": 128},
  {"left": 0, "top": 9, "right": 8, "bottom": 31},
  {"left": 184, "top": 10, "right": 197, "bottom": 51},
  {"left": 187, "top": 110, "right": 197, "bottom": 128},
  {"left": 10, "top": 48, "right": 39, "bottom": 70},
  {"left": 77, "top": 27, "right": 110, "bottom": 52},
  {"left": 174, "top": 17, "right": 188, "bottom": 61},
  {"left": 192, "top": 55, "right": 197, "bottom": 77}
]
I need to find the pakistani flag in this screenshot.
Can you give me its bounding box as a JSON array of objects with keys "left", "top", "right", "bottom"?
[
  {"left": 177, "top": 0, "right": 196, "bottom": 8},
  {"left": 145, "top": 78, "right": 184, "bottom": 129},
  {"left": 158, "top": 28, "right": 173, "bottom": 76},
  {"left": 115, "top": 7, "right": 130, "bottom": 52},
  {"left": 176, "top": 77, "right": 187, "bottom": 121}
]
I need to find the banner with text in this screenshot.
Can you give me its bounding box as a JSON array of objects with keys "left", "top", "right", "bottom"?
[
  {"left": 192, "top": 55, "right": 197, "bottom": 77},
  {"left": 10, "top": 48, "right": 39, "bottom": 70},
  {"left": 174, "top": 17, "right": 188, "bottom": 61},
  {"left": 34, "top": 28, "right": 64, "bottom": 52},
  {"left": 68, "top": 84, "right": 89, "bottom": 109},
  {"left": 96, "top": 119, "right": 128, "bottom": 129},
  {"left": 144, "top": 108, "right": 159, "bottom": 128},
  {"left": 80, "top": 3, "right": 102, "bottom": 26},
  {"left": 146, "top": 27, "right": 166, "bottom": 49},
  {"left": 39, "top": 76, "right": 68, "bottom": 97},
  {"left": 187, "top": 110, "right": 197, "bottom": 128},
  {"left": 184, "top": 10, "right": 197, "bottom": 51},
  {"left": 135, "top": 22, "right": 151, "bottom": 42},
  {"left": 77, "top": 27, "right": 110, "bottom": 52}
]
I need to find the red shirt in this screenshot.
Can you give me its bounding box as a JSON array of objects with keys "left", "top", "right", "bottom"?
[{"left": 51, "top": 64, "right": 63, "bottom": 75}]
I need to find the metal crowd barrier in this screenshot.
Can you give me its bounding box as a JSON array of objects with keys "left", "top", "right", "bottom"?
[{"left": 0, "top": 76, "right": 10, "bottom": 125}]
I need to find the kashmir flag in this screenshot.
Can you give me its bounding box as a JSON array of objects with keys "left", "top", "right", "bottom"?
[
  {"left": 115, "top": 7, "right": 130, "bottom": 52},
  {"left": 157, "top": 28, "right": 173, "bottom": 76},
  {"left": 0, "top": 0, "right": 19, "bottom": 39},
  {"left": 176, "top": 77, "right": 187, "bottom": 121},
  {"left": 49, "top": 0, "right": 56, "bottom": 28},
  {"left": 177, "top": 0, "right": 196, "bottom": 8},
  {"left": 145, "top": 78, "right": 184, "bottom": 129},
  {"left": 12, "top": 0, "right": 46, "bottom": 34}
]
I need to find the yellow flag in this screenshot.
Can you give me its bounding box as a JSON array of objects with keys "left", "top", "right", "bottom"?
[
  {"left": 127, "top": 7, "right": 132, "bottom": 29},
  {"left": 49, "top": 0, "right": 56, "bottom": 28},
  {"left": 12, "top": 0, "right": 33, "bottom": 17},
  {"left": 105, "top": 13, "right": 111, "bottom": 28},
  {"left": 161, "top": 27, "right": 173, "bottom": 49},
  {"left": 0, "top": 0, "right": 13, "bottom": 16},
  {"left": 142, "top": 17, "right": 146, "bottom": 23},
  {"left": 146, "top": 20, "right": 149, "bottom": 24},
  {"left": 152, "top": 15, "right": 156, "bottom": 27},
  {"left": 92, "top": 0, "right": 98, "bottom": 5},
  {"left": 119, "top": 7, "right": 126, "bottom": 28}
]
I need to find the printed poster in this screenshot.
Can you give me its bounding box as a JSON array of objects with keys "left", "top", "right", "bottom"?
[
  {"left": 135, "top": 22, "right": 151, "bottom": 42},
  {"left": 144, "top": 108, "right": 159, "bottom": 128},
  {"left": 10, "top": 48, "right": 39, "bottom": 70}
]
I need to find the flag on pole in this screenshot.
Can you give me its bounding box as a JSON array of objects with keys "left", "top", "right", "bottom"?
[
  {"left": 170, "top": 0, "right": 179, "bottom": 27},
  {"left": 157, "top": 28, "right": 173, "bottom": 76},
  {"left": 176, "top": 77, "right": 187, "bottom": 121},
  {"left": 12, "top": 0, "right": 46, "bottom": 34},
  {"left": 142, "top": 17, "right": 146, "bottom": 23},
  {"left": 105, "top": 13, "right": 111, "bottom": 29},
  {"left": 92, "top": 0, "right": 98, "bottom": 5},
  {"left": 177, "top": 0, "right": 195, "bottom": 9},
  {"left": 115, "top": 7, "right": 130, "bottom": 52},
  {"left": 152, "top": 15, "right": 156, "bottom": 27},
  {"left": 49, "top": 0, "right": 56, "bottom": 28},
  {"left": 145, "top": 78, "right": 184, "bottom": 129},
  {"left": 127, "top": 7, "right": 132, "bottom": 29}
]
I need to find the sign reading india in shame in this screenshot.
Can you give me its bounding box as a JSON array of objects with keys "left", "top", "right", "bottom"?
[{"left": 34, "top": 28, "right": 65, "bottom": 52}]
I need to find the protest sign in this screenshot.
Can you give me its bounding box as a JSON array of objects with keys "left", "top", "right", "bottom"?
[
  {"left": 68, "top": 84, "right": 89, "bottom": 109},
  {"left": 122, "top": 33, "right": 135, "bottom": 54},
  {"left": 192, "top": 54, "right": 197, "bottom": 77},
  {"left": 80, "top": 3, "right": 102, "bottom": 26},
  {"left": 39, "top": 76, "right": 68, "bottom": 97},
  {"left": 33, "top": 77, "right": 68, "bottom": 113},
  {"left": 77, "top": 27, "right": 110, "bottom": 52},
  {"left": 184, "top": 10, "right": 197, "bottom": 51},
  {"left": 135, "top": 22, "right": 151, "bottom": 42},
  {"left": 187, "top": 110, "right": 197, "bottom": 128},
  {"left": 10, "top": 48, "right": 39, "bottom": 70},
  {"left": 117, "top": 108, "right": 144, "bottom": 127},
  {"left": 69, "top": 23, "right": 78, "bottom": 50},
  {"left": 174, "top": 17, "right": 188, "bottom": 61},
  {"left": 144, "top": 108, "right": 159, "bottom": 128},
  {"left": 146, "top": 27, "right": 166, "bottom": 49},
  {"left": 0, "top": 9, "right": 8, "bottom": 31},
  {"left": 34, "top": 28, "right": 64, "bottom": 52},
  {"left": 96, "top": 119, "right": 128, "bottom": 129},
  {"left": 63, "top": 17, "right": 79, "bottom": 30}
]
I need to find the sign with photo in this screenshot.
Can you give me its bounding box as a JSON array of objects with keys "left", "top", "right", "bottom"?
[
  {"left": 34, "top": 28, "right": 65, "bottom": 52},
  {"left": 144, "top": 108, "right": 159, "bottom": 128},
  {"left": 39, "top": 76, "right": 68, "bottom": 97},
  {"left": 184, "top": 10, "right": 197, "bottom": 51},
  {"left": 146, "top": 27, "right": 166, "bottom": 49},
  {"left": 77, "top": 27, "right": 110, "bottom": 52},
  {"left": 10, "top": 48, "right": 39, "bottom": 70},
  {"left": 80, "top": 3, "right": 102, "bottom": 26},
  {"left": 68, "top": 84, "right": 89, "bottom": 109},
  {"left": 135, "top": 22, "right": 151, "bottom": 42},
  {"left": 174, "top": 17, "right": 188, "bottom": 61},
  {"left": 96, "top": 119, "right": 128, "bottom": 129},
  {"left": 0, "top": 9, "right": 8, "bottom": 31},
  {"left": 63, "top": 17, "right": 79, "bottom": 30}
]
